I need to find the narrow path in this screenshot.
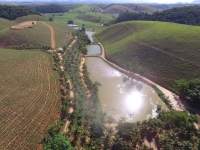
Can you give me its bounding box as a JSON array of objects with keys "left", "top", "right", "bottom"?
[
  {"left": 42, "top": 22, "right": 56, "bottom": 49},
  {"left": 90, "top": 37, "right": 185, "bottom": 111}
]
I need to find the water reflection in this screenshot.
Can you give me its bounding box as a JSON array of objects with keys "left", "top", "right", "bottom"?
[
  {"left": 126, "top": 91, "right": 143, "bottom": 111},
  {"left": 86, "top": 56, "right": 169, "bottom": 122}
]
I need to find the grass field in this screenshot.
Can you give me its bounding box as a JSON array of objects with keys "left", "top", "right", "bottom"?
[
  {"left": 44, "top": 21, "right": 74, "bottom": 47},
  {"left": 43, "top": 4, "right": 115, "bottom": 31},
  {"left": 102, "top": 5, "right": 135, "bottom": 14},
  {"left": 0, "top": 22, "right": 51, "bottom": 47},
  {"left": 96, "top": 21, "right": 200, "bottom": 92},
  {"left": 0, "top": 18, "right": 15, "bottom": 31},
  {"left": 0, "top": 18, "right": 73, "bottom": 48},
  {"left": 0, "top": 49, "right": 60, "bottom": 149},
  {"left": 15, "top": 15, "right": 48, "bottom": 23}
]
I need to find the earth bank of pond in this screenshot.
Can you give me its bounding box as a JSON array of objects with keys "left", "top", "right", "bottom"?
[{"left": 85, "top": 31, "right": 168, "bottom": 122}]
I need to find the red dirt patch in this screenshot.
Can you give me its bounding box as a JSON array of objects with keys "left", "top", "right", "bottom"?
[{"left": 10, "top": 21, "right": 39, "bottom": 30}]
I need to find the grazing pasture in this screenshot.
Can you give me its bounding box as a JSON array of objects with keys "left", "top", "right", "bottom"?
[
  {"left": 0, "top": 49, "right": 61, "bottom": 150},
  {"left": 96, "top": 21, "right": 200, "bottom": 92}
]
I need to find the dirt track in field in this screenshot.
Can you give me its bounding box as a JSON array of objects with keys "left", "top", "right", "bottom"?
[{"left": 42, "top": 22, "right": 56, "bottom": 49}]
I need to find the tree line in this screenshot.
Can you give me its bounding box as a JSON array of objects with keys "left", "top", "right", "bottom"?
[
  {"left": 0, "top": 5, "right": 39, "bottom": 20},
  {"left": 22, "top": 4, "right": 68, "bottom": 13},
  {"left": 116, "top": 6, "right": 200, "bottom": 26}
]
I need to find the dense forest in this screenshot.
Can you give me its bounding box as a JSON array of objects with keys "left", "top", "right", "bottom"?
[
  {"left": 22, "top": 4, "right": 69, "bottom": 13},
  {"left": 0, "top": 5, "right": 39, "bottom": 20},
  {"left": 116, "top": 6, "right": 200, "bottom": 26}
]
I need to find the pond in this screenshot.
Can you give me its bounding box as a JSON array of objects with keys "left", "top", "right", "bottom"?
[
  {"left": 86, "top": 45, "right": 101, "bottom": 55},
  {"left": 85, "top": 32, "right": 168, "bottom": 122}
]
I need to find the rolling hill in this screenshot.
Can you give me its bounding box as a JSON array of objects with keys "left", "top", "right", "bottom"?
[
  {"left": 0, "top": 17, "right": 74, "bottom": 48},
  {"left": 0, "top": 18, "right": 15, "bottom": 31},
  {"left": 103, "top": 5, "right": 135, "bottom": 14},
  {"left": 96, "top": 21, "right": 200, "bottom": 92},
  {"left": 15, "top": 15, "right": 47, "bottom": 23}
]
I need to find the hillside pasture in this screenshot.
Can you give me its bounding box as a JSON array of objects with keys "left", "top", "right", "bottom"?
[
  {"left": 96, "top": 21, "right": 200, "bottom": 92},
  {"left": 0, "top": 18, "right": 15, "bottom": 31},
  {"left": 44, "top": 21, "right": 74, "bottom": 47},
  {"left": 0, "top": 23, "right": 51, "bottom": 47},
  {"left": 103, "top": 5, "right": 135, "bottom": 14},
  {"left": 0, "top": 49, "right": 60, "bottom": 149},
  {"left": 15, "top": 15, "right": 47, "bottom": 23}
]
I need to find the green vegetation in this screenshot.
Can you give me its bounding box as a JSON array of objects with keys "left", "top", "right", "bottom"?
[
  {"left": 112, "top": 110, "right": 199, "bottom": 149},
  {"left": 0, "top": 5, "right": 39, "bottom": 20},
  {"left": 0, "top": 48, "right": 61, "bottom": 149},
  {"left": 96, "top": 21, "right": 200, "bottom": 92},
  {"left": 177, "top": 79, "right": 200, "bottom": 109},
  {"left": 44, "top": 134, "right": 73, "bottom": 150},
  {"left": 45, "top": 21, "right": 74, "bottom": 47},
  {"left": 0, "top": 18, "right": 15, "bottom": 31},
  {"left": 15, "top": 15, "right": 47, "bottom": 23},
  {"left": 116, "top": 6, "right": 200, "bottom": 26},
  {"left": 30, "top": 4, "right": 68, "bottom": 13},
  {"left": 103, "top": 5, "right": 135, "bottom": 14},
  {"left": 0, "top": 20, "right": 73, "bottom": 49},
  {"left": 42, "top": 4, "right": 115, "bottom": 31},
  {"left": 152, "top": 85, "right": 173, "bottom": 109},
  {"left": 0, "top": 22, "right": 51, "bottom": 48}
]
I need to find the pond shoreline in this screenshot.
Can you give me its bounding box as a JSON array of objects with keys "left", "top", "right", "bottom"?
[{"left": 87, "top": 34, "right": 185, "bottom": 111}]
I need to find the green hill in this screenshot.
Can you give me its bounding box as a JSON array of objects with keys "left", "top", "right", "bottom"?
[
  {"left": 0, "top": 21, "right": 74, "bottom": 48},
  {"left": 77, "top": 12, "right": 113, "bottom": 24},
  {"left": 103, "top": 5, "right": 135, "bottom": 14},
  {"left": 96, "top": 21, "right": 200, "bottom": 92},
  {"left": 0, "top": 18, "right": 15, "bottom": 31},
  {"left": 69, "top": 4, "right": 102, "bottom": 13},
  {"left": 15, "top": 15, "right": 47, "bottom": 23}
]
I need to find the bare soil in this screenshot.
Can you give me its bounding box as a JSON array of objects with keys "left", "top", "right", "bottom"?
[{"left": 10, "top": 21, "right": 38, "bottom": 30}]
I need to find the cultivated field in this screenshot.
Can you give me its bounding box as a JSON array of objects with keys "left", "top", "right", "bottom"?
[
  {"left": 0, "top": 49, "right": 61, "bottom": 149},
  {"left": 96, "top": 21, "right": 200, "bottom": 92}
]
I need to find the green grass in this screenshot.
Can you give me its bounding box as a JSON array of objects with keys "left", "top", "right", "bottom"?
[
  {"left": 0, "top": 22, "right": 51, "bottom": 47},
  {"left": 15, "top": 15, "right": 48, "bottom": 23},
  {"left": 0, "top": 20, "right": 74, "bottom": 48},
  {"left": 42, "top": 4, "right": 115, "bottom": 32},
  {"left": 0, "top": 48, "right": 60, "bottom": 149},
  {"left": 0, "top": 18, "right": 15, "bottom": 31},
  {"left": 96, "top": 21, "right": 200, "bottom": 92},
  {"left": 44, "top": 21, "right": 74, "bottom": 47},
  {"left": 103, "top": 5, "right": 135, "bottom": 14}
]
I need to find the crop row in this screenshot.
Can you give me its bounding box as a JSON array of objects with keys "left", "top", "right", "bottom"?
[{"left": 0, "top": 50, "right": 61, "bottom": 150}]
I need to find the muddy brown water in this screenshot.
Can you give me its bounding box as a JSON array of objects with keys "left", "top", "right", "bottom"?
[{"left": 85, "top": 32, "right": 168, "bottom": 122}]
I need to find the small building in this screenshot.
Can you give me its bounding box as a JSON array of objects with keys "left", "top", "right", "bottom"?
[
  {"left": 57, "top": 47, "right": 63, "bottom": 53},
  {"left": 67, "top": 24, "right": 80, "bottom": 30}
]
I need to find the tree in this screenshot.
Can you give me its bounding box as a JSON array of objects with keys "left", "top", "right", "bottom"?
[
  {"left": 49, "top": 17, "right": 53, "bottom": 22},
  {"left": 44, "top": 134, "right": 73, "bottom": 150},
  {"left": 68, "top": 20, "right": 73, "bottom": 24}
]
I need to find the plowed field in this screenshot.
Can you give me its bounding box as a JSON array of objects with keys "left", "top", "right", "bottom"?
[{"left": 0, "top": 49, "right": 61, "bottom": 150}]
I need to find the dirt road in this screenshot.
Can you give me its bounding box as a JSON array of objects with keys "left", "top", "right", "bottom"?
[{"left": 43, "top": 22, "right": 56, "bottom": 49}]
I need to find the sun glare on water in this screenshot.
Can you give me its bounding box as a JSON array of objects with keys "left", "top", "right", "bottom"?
[{"left": 126, "top": 91, "right": 143, "bottom": 111}]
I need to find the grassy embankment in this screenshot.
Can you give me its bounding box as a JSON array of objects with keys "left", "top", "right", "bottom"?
[
  {"left": 96, "top": 21, "right": 200, "bottom": 92},
  {"left": 0, "top": 16, "right": 74, "bottom": 48},
  {"left": 0, "top": 49, "right": 61, "bottom": 150}
]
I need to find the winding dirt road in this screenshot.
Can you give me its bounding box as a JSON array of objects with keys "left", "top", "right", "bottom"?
[{"left": 43, "top": 22, "right": 56, "bottom": 49}]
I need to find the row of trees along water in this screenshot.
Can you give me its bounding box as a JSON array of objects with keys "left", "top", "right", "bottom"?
[
  {"left": 116, "top": 6, "right": 200, "bottom": 26},
  {"left": 42, "top": 29, "right": 111, "bottom": 149}
]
